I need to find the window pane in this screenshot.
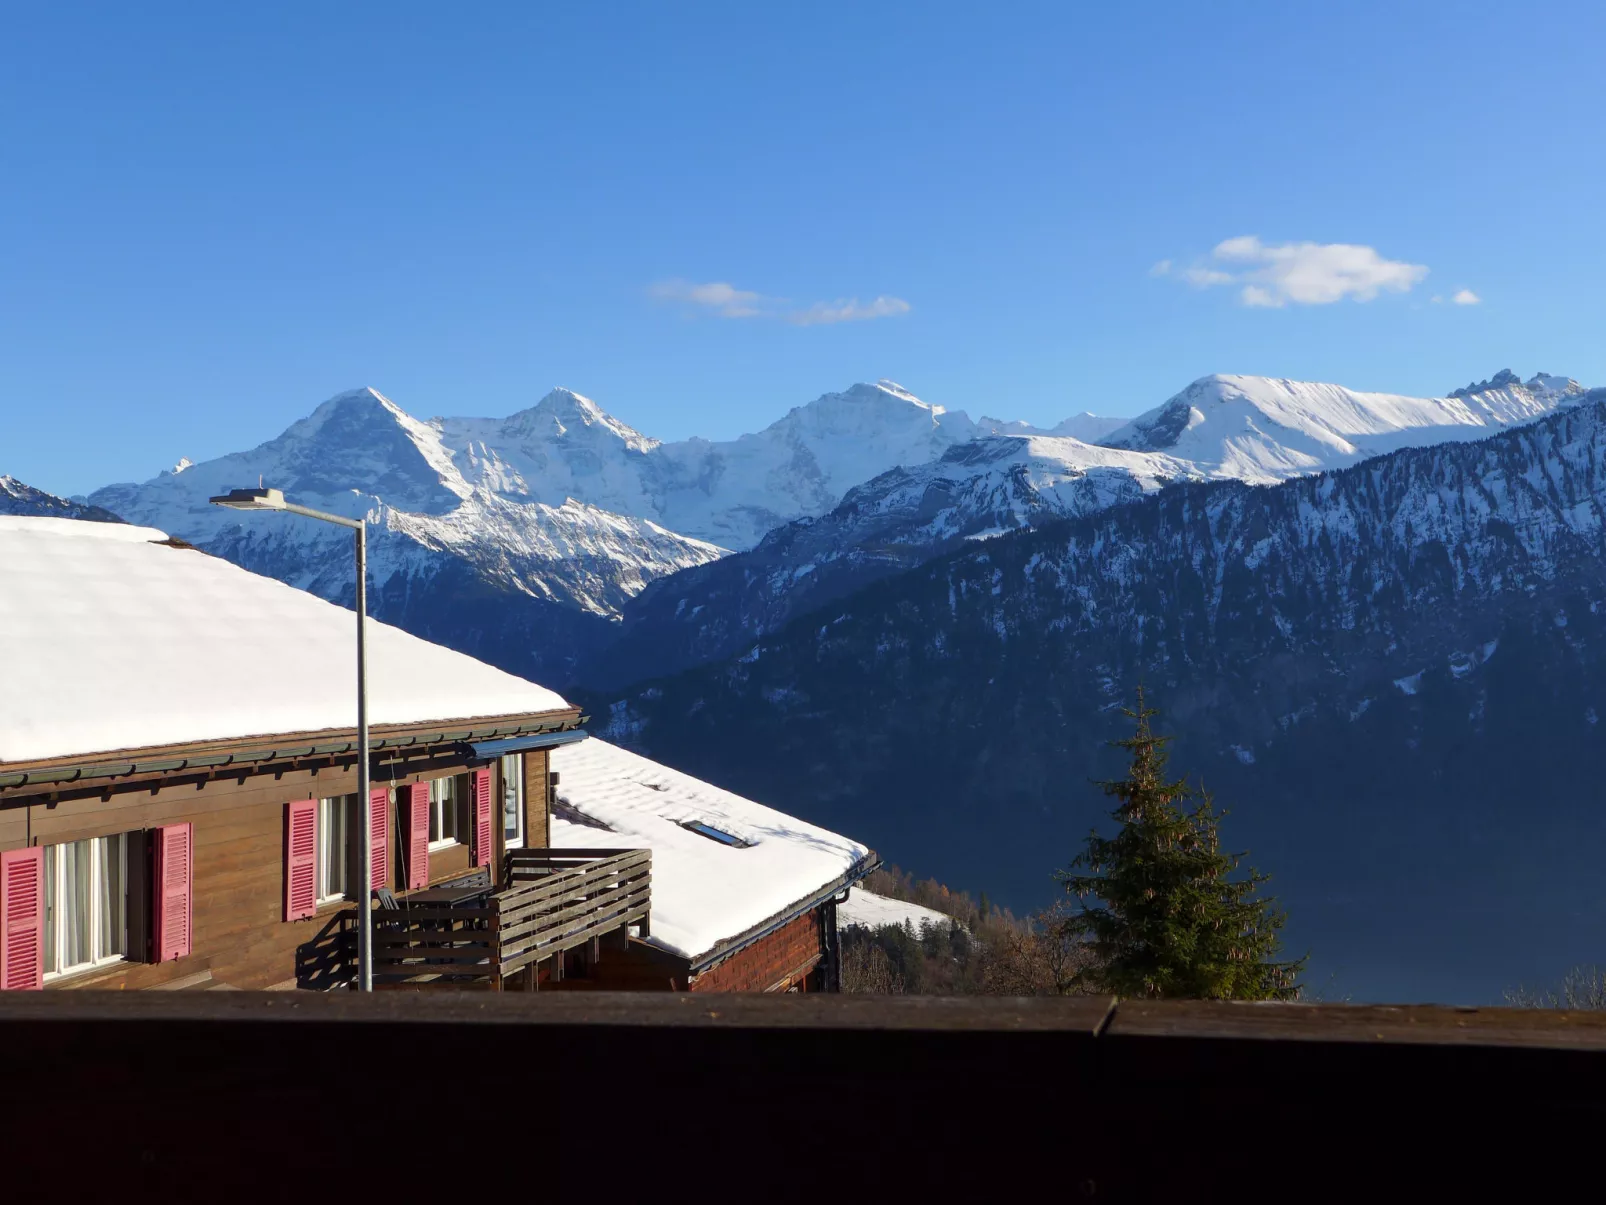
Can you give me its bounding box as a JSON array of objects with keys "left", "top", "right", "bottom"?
[
  {"left": 502, "top": 755, "right": 523, "bottom": 844},
  {"left": 320, "top": 798, "right": 347, "bottom": 899},
  {"left": 43, "top": 847, "right": 57, "bottom": 974},
  {"left": 64, "top": 839, "right": 90, "bottom": 968},
  {"left": 443, "top": 777, "right": 460, "bottom": 842},
  {"left": 429, "top": 779, "right": 443, "bottom": 842},
  {"left": 99, "top": 834, "right": 126, "bottom": 960}
]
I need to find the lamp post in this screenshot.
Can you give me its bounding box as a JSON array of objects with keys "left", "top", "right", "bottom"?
[{"left": 210, "top": 486, "right": 374, "bottom": 992}]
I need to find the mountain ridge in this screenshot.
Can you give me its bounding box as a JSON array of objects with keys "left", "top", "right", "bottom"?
[{"left": 581, "top": 394, "right": 1606, "bottom": 1000}]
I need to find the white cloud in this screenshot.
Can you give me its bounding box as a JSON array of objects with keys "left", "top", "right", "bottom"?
[
  {"left": 788, "top": 295, "right": 911, "bottom": 326},
  {"left": 649, "top": 280, "right": 911, "bottom": 325},
  {"left": 1169, "top": 235, "right": 1429, "bottom": 307},
  {"left": 1149, "top": 259, "right": 1172, "bottom": 277},
  {"left": 1452, "top": 289, "right": 1481, "bottom": 305},
  {"left": 647, "top": 279, "right": 766, "bottom": 318}
]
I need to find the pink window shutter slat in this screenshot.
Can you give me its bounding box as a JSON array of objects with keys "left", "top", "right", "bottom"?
[
  {"left": 407, "top": 782, "right": 430, "bottom": 890},
  {"left": 1, "top": 846, "right": 46, "bottom": 991},
  {"left": 473, "top": 769, "right": 493, "bottom": 869},
  {"left": 369, "top": 788, "right": 390, "bottom": 894},
  {"left": 154, "top": 824, "right": 193, "bottom": 962},
  {"left": 284, "top": 800, "right": 318, "bottom": 921}
]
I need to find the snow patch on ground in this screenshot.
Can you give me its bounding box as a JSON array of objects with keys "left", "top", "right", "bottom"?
[{"left": 838, "top": 888, "right": 958, "bottom": 934}]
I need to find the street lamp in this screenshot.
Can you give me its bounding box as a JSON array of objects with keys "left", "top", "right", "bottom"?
[{"left": 210, "top": 486, "right": 375, "bottom": 992}]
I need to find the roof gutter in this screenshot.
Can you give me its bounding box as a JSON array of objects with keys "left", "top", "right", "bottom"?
[
  {"left": 0, "top": 717, "right": 586, "bottom": 792},
  {"left": 686, "top": 851, "right": 881, "bottom": 977},
  {"left": 469, "top": 730, "right": 591, "bottom": 758}
]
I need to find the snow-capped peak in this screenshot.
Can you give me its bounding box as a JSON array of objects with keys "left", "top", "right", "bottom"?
[
  {"left": 518, "top": 387, "right": 658, "bottom": 448},
  {"left": 1099, "top": 372, "right": 1587, "bottom": 484},
  {"left": 1, "top": 475, "right": 124, "bottom": 522},
  {"left": 168, "top": 457, "right": 194, "bottom": 475}
]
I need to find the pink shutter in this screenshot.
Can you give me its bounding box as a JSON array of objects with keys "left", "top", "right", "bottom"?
[
  {"left": 406, "top": 782, "right": 430, "bottom": 890},
  {"left": 1, "top": 847, "right": 46, "bottom": 991},
  {"left": 369, "top": 788, "right": 390, "bottom": 893},
  {"left": 284, "top": 800, "right": 318, "bottom": 921},
  {"left": 153, "top": 824, "right": 193, "bottom": 962},
  {"left": 473, "top": 769, "right": 493, "bottom": 869}
]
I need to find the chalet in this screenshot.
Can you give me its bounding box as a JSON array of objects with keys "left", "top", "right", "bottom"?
[
  {"left": 545, "top": 736, "right": 877, "bottom": 992},
  {"left": 0, "top": 515, "right": 642, "bottom": 991}
]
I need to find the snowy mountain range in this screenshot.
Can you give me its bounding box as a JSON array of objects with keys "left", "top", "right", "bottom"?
[
  {"left": 64, "top": 367, "right": 1594, "bottom": 688},
  {"left": 586, "top": 392, "right": 1606, "bottom": 1001},
  {"left": 1, "top": 475, "right": 123, "bottom": 523},
  {"left": 586, "top": 370, "right": 1598, "bottom": 684}
]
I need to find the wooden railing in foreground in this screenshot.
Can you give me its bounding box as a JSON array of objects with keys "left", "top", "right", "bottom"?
[
  {"left": 6, "top": 993, "right": 1603, "bottom": 1197},
  {"left": 371, "top": 848, "right": 651, "bottom": 989}
]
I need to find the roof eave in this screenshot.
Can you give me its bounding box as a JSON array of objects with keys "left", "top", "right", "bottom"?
[
  {"left": 684, "top": 850, "right": 881, "bottom": 977},
  {"left": 0, "top": 708, "right": 586, "bottom": 792}
]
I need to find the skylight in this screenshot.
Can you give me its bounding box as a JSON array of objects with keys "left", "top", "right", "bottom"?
[{"left": 681, "top": 820, "right": 750, "bottom": 848}]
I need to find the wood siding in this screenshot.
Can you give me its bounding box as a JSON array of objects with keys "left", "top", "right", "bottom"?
[
  {"left": 544, "top": 907, "right": 830, "bottom": 994},
  {"left": 690, "top": 910, "right": 826, "bottom": 993},
  {"left": 0, "top": 742, "right": 558, "bottom": 991}
]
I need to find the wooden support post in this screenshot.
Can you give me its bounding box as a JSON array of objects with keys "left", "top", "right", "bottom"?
[{"left": 489, "top": 906, "right": 502, "bottom": 992}]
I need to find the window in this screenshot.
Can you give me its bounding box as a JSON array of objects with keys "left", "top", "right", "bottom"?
[
  {"left": 501, "top": 754, "right": 525, "bottom": 849},
  {"left": 680, "top": 820, "right": 751, "bottom": 848},
  {"left": 428, "top": 775, "right": 469, "bottom": 849},
  {"left": 317, "top": 796, "right": 352, "bottom": 903},
  {"left": 41, "top": 833, "right": 128, "bottom": 980}
]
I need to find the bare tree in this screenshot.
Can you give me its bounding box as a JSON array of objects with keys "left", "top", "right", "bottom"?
[
  {"left": 981, "top": 902, "right": 1100, "bottom": 996},
  {"left": 841, "top": 940, "right": 905, "bottom": 994},
  {"left": 1505, "top": 965, "right": 1606, "bottom": 1010}
]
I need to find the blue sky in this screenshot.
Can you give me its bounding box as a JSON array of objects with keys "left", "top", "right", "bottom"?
[{"left": 3, "top": 1, "right": 1604, "bottom": 496}]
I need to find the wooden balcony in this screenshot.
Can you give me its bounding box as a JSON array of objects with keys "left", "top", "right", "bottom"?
[{"left": 371, "top": 848, "right": 651, "bottom": 990}]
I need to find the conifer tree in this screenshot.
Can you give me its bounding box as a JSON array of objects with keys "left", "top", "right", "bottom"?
[{"left": 1060, "top": 689, "right": 1305, "bottom": 1000}]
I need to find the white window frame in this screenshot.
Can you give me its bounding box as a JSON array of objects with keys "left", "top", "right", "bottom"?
[
  {"left": 428, "top": 776, "right": 462, "bottom": 852},
  {"left": 316, "top": 796, "right": 350, "bottom": 905},
  {"left": 501, "top": 754, "right": 525, "bottom": 850},
  {"left": 42, "top": 834, "right": 128, "bottom": 982}
]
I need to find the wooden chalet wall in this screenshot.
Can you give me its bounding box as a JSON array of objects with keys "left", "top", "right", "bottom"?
[
  {"left": 690, "top": 909, "right": 826, "bottom": 993},
  {"left": 0, "top": 724, "right": 568, "bottom": 992},
  {"left": 545, "top": 906, "right": 830, "bottom": 994}
]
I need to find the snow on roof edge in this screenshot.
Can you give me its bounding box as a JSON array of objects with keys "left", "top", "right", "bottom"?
[{"left": 548, "top": 738, "right": 874, "bottom": 964}]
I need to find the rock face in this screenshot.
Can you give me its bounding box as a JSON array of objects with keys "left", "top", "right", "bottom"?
[
  {"left": 585, "top": 434, "right": 1193, "bottom": 687},
  {"left": 1, "top": 475, "right": 125, "bottom": 522},
  {"left": 583, "top": 397, "right": 1606, "bottom": 1002}
]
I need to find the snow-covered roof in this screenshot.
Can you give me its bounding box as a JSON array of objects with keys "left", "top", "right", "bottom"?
[
  {"left": 837, "top": 887, "right": 957, "bottom": 934},
  {"left": 0, "top": 516, "right": 571, "bottom": 764},
  {"left": 548, "top": 737, "right": 872, "bottom": 963}
]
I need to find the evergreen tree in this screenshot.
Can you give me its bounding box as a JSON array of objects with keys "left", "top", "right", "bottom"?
[{"left": 1060, "top": 689, "right": 1305, "bottom": 1000}]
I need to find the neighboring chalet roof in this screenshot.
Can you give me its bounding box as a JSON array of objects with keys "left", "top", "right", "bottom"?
[
  {"left": 0, "top": 516, "right": 570, "bottom": 765},
  {"left": 549, "top": 737, "right": 874, "bottom": 967}
]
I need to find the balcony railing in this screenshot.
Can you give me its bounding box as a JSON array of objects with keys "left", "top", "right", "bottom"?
[{"left": 370, "top": 848, "right": 652, "bottom": 990}]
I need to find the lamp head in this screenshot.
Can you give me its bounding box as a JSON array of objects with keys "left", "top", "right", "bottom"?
[{"left": 209, "top": 487, "right": 288, "bottom": 511}]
